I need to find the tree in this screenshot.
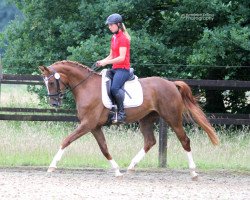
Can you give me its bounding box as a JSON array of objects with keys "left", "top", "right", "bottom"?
[
  {"left": 0, "top": 0, "right": 21, "bottom": 54},
  {"left": 0, "top": 0, "right": 249, "bottom": 112},
  {"left": 186, "top": 1, "right": 250, "bottom": 113}
]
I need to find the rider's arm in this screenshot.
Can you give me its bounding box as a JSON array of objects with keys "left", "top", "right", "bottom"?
[
  {"left": 97, "top": 49, "right": 113, "bottom": 66},
  {"left": 98, "top": 47, "right": 126, "bottom": 66}
]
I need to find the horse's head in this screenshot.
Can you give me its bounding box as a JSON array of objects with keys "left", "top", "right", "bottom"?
[{"left": 39, "top": 66, "right": 69, "bottom": 107}]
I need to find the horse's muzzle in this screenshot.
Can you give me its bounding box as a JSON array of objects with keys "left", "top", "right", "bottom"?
[
  {"left": 50, "top": 99, "right": 62, "bottom": 107},
  {"left": 51, "top": 102, "right": 61, "bottom": 107}
]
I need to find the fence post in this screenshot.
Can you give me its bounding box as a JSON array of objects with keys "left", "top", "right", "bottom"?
[
  {"left": 158, "top": 118, "right": 168, "bottom": 167},
  {"left": 0, "top": 54, "right": 2, "bottom": 103}
]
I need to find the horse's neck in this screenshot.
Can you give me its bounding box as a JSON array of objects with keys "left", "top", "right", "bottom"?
[
  {"left": 60, "top": 64, "right": 100, "bottom": 91},
  {"left": 55, "top": 64, "right": 91, "bottom": 82},
  {"left": 69, "top": 68, "right": 101, "bottom": 109}
]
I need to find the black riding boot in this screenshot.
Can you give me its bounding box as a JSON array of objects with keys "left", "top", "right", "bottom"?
[{"left": 112, "top": 91, "right": 126, "bottom": 124}]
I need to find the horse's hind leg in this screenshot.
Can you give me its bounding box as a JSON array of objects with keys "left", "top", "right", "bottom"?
[
  {"left": 127, "top": 112, "right": 158, "bottom": 172},
  {"left": 165, "top": 116, "right": 198, "bottom": 180},
  {"left": 91, "top": 127, "right": 123, "bottom": 177}
]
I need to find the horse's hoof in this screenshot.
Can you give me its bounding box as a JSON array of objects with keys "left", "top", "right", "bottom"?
[
  {"left": 47, "top": 167, "right": 56, "bottom": 173},
  {"left": 115, "top": 173, "right": 124, "bottom": 179},
  {"left": 127, "top": 169, "right": 135, "bottom": 174},
  {"left": 190, "top": 169, "right": 199, "bottom": 181},
  {"left": 191, "top": 174, "right": 199, "bottom": 181}
]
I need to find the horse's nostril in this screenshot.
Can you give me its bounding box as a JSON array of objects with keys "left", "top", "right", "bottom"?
[{"left": 51, "top": 103, "right": 59, "bottom": 107}]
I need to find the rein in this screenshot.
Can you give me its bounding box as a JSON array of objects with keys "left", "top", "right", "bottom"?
[
  {"left": 69, "top": 70, "right": 94, "bottom": 92},
  {"left": 65, "top": 62, "right": 97, "bottom": 93}
]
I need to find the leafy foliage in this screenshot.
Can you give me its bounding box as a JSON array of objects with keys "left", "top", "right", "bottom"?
[
  {"left": 0, "top": 0, "right": 249, "bottom": 113},
  {"left": 0, "top": 1, "right": 21, "bottom": 54}
]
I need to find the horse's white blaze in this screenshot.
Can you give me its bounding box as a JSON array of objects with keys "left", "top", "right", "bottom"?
[
  {"left": 44, "top": 79, "right": 49, "bottom": 92},
  {"left": 128, "top": 148, "right": 146, "bottom": 170},
  {"left": 109, "top": 159, "right": 122, "bottom": 177},
  {"left": 49, "top": 147, "right": 65, "bottom": 168}
]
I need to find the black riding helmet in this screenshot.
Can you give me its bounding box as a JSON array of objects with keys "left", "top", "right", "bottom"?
[{"left": 105, "top": 13, "right": 123, "bottom": 25}]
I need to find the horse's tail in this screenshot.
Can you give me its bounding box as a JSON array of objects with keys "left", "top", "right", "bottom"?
[{"left": 174, "top": 81, "right": 219, "bottom": 145}]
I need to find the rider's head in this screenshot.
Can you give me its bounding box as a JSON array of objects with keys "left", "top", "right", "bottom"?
[
  {"left": 105, "top": 13, "right": 123, "bottom": 34},
  {"left": 105, "top": 13, "right": 131, "bottom": 41},
  {"left": 105, "top": 13, "right": 123, "bottom": 25}
]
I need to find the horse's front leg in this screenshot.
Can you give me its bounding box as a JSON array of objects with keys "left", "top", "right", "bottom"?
[
  {"left": 91, "top": 127, "right": 123, "bottom": 177},
  {"left": 47, "top": 122, "right": 90, "bottom": 173}
]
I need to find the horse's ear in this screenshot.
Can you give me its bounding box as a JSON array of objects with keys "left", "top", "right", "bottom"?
[{"left": 39, "top": 66, "right": 50, "bottom": 75}]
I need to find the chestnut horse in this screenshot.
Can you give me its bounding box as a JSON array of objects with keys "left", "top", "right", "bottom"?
[{"left": 40, "top": 60, "right": 219, "bottom": 179}]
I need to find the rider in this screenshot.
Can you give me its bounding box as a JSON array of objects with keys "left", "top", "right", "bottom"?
[{"left": 97, "top": 13, "right": 131, "bottom": 123}]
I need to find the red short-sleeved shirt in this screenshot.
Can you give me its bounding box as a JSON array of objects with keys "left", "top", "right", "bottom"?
[{"left": 111, "top": 30, "right": 130, "bottom": 69}]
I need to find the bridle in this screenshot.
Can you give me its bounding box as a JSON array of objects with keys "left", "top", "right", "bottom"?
[
  {"left": 43, "top": 67, "right": 68, "bottom": 101},
  {"left": 43, "top": 64, "right": 97, "bottom": 105}
]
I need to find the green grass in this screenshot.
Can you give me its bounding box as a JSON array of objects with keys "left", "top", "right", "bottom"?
[
  {"left": 0, "top": 85, "right": 249, "bottom": 171},
  {"left": 0, "top": 84, "right": 41, "bottom": 108},
  {"left": 0, "top": 121, "right": 249, "bottom": 171}
]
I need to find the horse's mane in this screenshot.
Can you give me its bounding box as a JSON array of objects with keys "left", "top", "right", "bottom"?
[{"left": 53, "top": 60, "right": 100, "bottom": 75}]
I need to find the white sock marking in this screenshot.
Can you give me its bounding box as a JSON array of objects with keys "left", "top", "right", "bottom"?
[
  {"left": 109, "top": 159, "right": 119, "bottom": 169},
  {"left": 186, "top": 151, "right": 196, "bottom": 169},
  {"left": 128, "top": 148, "right": 146, "bottom": 170},
  {"left": 109, "top": 159, "right": 122, "bottom": 177},
  {"left": 49, "top": 148, "right": 65, "bottom": 168},
  {"left": 186, "top": 151, "right": 199, "bottom": 178}
]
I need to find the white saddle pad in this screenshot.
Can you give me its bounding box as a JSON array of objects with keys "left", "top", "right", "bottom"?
[{"left": 101, "top": 69, "right": 143, "bottom": 109}]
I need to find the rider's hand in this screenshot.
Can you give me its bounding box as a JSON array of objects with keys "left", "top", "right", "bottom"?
[
  {"left": 96, "top": 61, "right": 102, "bottom": 67},
  {"left": 96, "top": 60, "right": 108, "bottom": 67}
]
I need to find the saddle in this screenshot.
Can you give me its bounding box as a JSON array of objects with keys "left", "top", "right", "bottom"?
[
  {"left": 105, "top": 68, "right": 135, "bottom": 104},
  {"left": 101, "top": 69, "right": 143, "bottom": 109}
]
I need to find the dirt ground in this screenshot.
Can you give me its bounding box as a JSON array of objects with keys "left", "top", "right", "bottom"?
[{"left": 0, "top": 167, "right": 249, "bottom": 200}]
